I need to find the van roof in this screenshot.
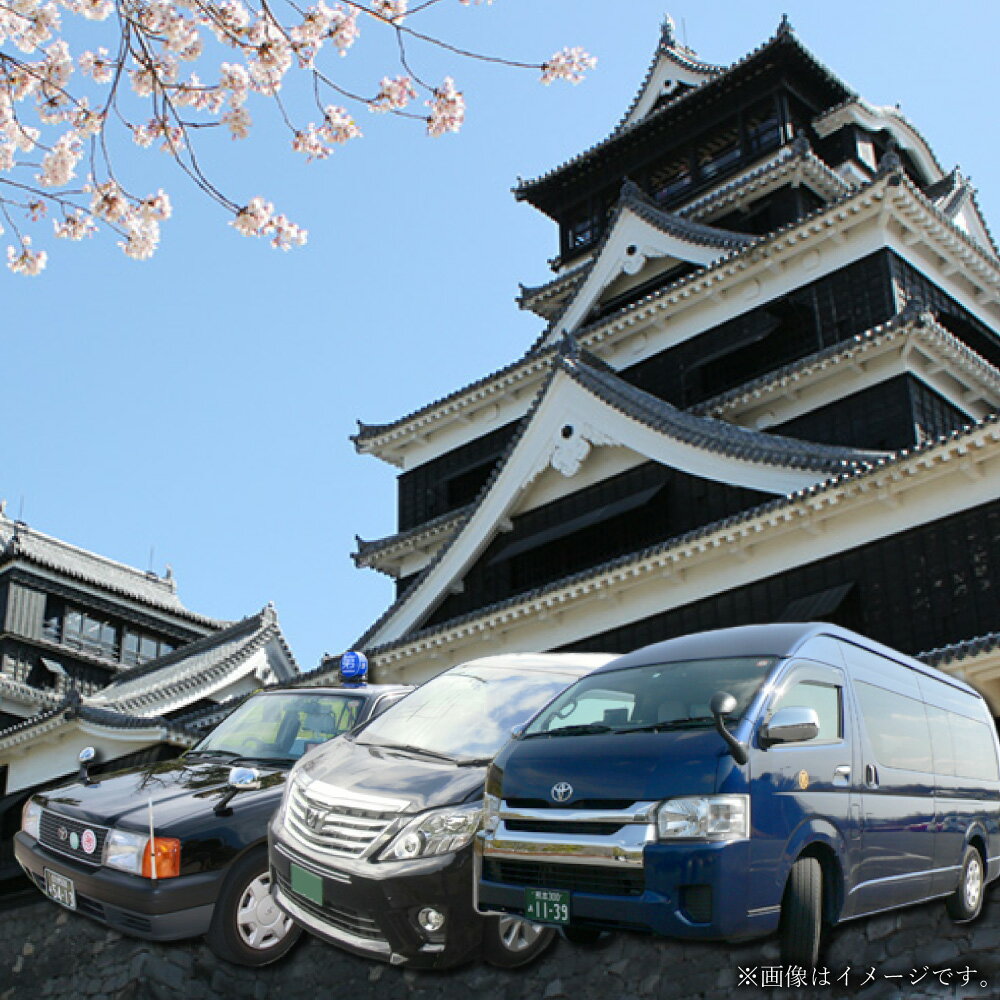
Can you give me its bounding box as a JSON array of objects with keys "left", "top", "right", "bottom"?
[
  {"left": 451, "top": 652, "right": 617, "bottom": 676},
  {"left": 594, "top": 623, "right": 983, "bottom": 699}
]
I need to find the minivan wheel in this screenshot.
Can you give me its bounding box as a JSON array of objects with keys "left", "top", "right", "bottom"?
[
  {"left": 779, "top": 856, "right": 823, "bottom": 967},
  {"left": 481, "top": 915, "right": 555, "bottom": 969},
  {"left": 947, "top": 845, "right": 985, "bottom": 923},
  {"left": 205, "top": 848, "right": 302, "bottom": 967}
]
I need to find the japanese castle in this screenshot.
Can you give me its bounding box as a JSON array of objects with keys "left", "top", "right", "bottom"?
[{"left": 344, "top": 17, "right": 1000, "bottom": 702}]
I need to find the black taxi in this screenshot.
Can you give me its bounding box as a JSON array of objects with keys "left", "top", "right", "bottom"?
[{"left": 14, "top": 679, "right": 410, "bottom": 966}]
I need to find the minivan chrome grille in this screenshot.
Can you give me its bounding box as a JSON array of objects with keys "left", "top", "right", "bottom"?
[{"left": 285, "top": 780, "right": 407, "bottom": 858}]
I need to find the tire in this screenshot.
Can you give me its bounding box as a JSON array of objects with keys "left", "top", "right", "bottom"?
[
  {"left": 947, "top": 845, "right": 985, "bottom": 923},
  {"left": 779, "top": 856, "right": 823, "bottom": 967},
  {"left": 205, "top": 848, "right": 302, "bottom": 967},
  {"left": 481, "top": 915, "right": 556, "bottom": 969}
]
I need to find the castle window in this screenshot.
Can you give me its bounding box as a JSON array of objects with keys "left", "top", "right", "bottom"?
[
  {"left": 650, "top": 155, "right": 693, "bottom": 204},
  {"left": 122, "top": 630, "right": 174, "bottom": 667},
  {"left": 697, "top": 120, "right": 742, "bottom": 181},
  {"left": 744, "top": 98, "right": 781, "bottom": 155}
]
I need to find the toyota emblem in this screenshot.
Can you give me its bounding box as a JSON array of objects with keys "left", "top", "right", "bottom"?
[
  {"left": 305, "top": 806, "right": 327, "bottom": 830},
  {"left": 550, "top": 782, "right": 573, "bottom": 803},
  {"left": 56, "top": 826, "right": 69, "bottom": 842}
]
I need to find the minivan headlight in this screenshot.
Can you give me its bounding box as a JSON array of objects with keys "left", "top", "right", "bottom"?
[
  {"left": 656, "top": 795, "right": 749, "bottom": 841},
  {"left": 378, "top": 803, "right": 483, "bottom": 861},
  {"left": 21, "top": 799, "right": 42, "bottom": 840}
]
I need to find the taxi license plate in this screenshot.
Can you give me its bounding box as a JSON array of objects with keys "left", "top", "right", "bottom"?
[
  {"left": 525, "top": 888, "right": 569, "bottom": 924},
  {"left": 290, "top": 863, "right": 323, "bottom": 906},
  {"left": 44, "top": 869, "right": 76, "bottom": 911}
]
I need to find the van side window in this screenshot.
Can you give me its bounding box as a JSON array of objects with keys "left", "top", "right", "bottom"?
[
  {"left": 949, "top": 713, "right": 1000, "bottom": 781},
  {"left": 855, "top": 681, "right": 933, "bottom": 772},
  {"left": 771, "top": 681, "right": 842, "bottom": 741}
]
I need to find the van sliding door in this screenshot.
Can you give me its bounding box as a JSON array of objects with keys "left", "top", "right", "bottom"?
[{"left": 849, "top": 676, "right": 937, "bottom": 913}]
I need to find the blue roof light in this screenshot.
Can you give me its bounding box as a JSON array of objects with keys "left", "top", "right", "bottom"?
[{"left": 340, "top": 651, "right": 368, "bottom": 685}]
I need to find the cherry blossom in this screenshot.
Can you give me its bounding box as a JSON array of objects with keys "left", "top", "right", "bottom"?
[
  {"left": 541, "top": 46, "right": 598, "bottom": 85},
  {"left": 426, "top": 77, "right": 463, "bottom": 136},
  {"left": 371, "top": 75, "right": 416, "bottom": 112},
  {"left": 0, "top": 1, "right": 596, "bottom": 272},
  {"left": 7, "top": 236, "right": 47, "bottom": 274}
]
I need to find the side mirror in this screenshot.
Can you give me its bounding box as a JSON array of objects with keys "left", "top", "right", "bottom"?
[
  {"left": 214, "top": 766, "right": 262, "bottom": 815},
  {"left": 78, "top": 746, "right": 98, "bottom": 785},
  {"left": 762, "top": 707, "right": 820, "bottom": 746},
  {"left": 510, "top": 724, "right": 526, "bottom": 739},
  {"left": 228, "top": 766, "right": 261, "bottom": 791},
  {"left": 709, "top": 691, "right": 748, "bottom": 766}
]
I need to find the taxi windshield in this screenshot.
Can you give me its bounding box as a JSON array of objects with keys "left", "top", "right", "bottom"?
[
  {"left": 356, "top": 664, "right": 584, "bottom": 762},
  {"left": 524, "top": 657, "right": 776, "bottom": 737},
  {"left": 190, "top": 692, "right": 364, "bottom": 762}
]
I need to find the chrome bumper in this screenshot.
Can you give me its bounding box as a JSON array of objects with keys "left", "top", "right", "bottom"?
[{"left": 478, "top": 801, "right": 658, "bottom": 868}]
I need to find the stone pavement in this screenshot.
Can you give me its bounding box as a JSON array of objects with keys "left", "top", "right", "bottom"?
[{"left": 3, "top": 888, "right": 1000, "bottom": 1000}]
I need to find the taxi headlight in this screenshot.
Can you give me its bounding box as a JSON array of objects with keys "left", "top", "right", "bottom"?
[
  {"left": 104, "top": 828, "right": 148, "bottom": 875},
  {"left": 378, "top": 803, "right": 483, "bottom": 861},
  {"left": 656, "top": 795, "right": 749, "bottom": 841},
  {"left": 21, "top": 800, "right": 42, "bottom": 840}
]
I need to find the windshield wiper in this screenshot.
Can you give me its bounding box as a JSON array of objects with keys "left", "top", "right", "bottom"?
[
  {"left": 522, "top": 722, "right": 613, "bottom": 740},
  {"left": 229, "top": 755, "right": 297, "bottom": 767},
  {"left": 184, "top": 749, "right": 240, "bottom": 760},
  {"left": 371, "top": 743, "right": 459, "bottom": 763},
  {"left": 615, "top": 717, "right": 717, "bottom": 734}
]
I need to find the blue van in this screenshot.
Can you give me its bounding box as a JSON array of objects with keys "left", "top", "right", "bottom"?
[{"left": 475, "top": 624, "right": 1000, "bottom": 964}]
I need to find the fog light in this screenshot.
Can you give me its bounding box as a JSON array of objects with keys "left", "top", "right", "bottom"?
[{"left": 417, "top": 907, "right": 445, "bottom": 933}]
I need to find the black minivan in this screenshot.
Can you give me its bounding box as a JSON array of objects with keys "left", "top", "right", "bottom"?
[{"left": 268, "top": 652, "right": 612, "bottom": 969}]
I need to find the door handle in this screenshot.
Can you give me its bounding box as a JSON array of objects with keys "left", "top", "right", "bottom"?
[
  {"left": 865, "top": 763, "right": 879, "bottom": 788},
  {"left": 833, "top": 765, "right": 851, "bottom": 786}
]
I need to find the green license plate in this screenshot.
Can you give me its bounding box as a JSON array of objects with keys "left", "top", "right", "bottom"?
[
  {"left": 290, "top": 863, "right": 323, "bottom": 905},
  {"left": 525, "top": 888, "right": 570, "bottom": 924}
]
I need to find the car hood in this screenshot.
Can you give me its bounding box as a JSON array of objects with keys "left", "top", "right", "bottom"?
[
  {"left": 495, "top": 729, "right": 732, "bottom": 804},
  {"left": 297, "top": 737, "right": 486, "bottom": 813},
  {"left": 37, "top": 756, "right": 288, "bottom": 831}
]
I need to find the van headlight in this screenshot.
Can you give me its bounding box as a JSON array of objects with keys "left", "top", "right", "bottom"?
[
  {"left": 378, "top": 803, "right": 483, "bottom": 861},
  {"left": 656, "top": 795, "right": 749, "bottom": 841},
  {"left": 483, "top": 793, "right": 501, "bottom": 833}
]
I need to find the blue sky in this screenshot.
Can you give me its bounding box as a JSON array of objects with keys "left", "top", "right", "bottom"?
[{"left": 4, "top": 1, "right": 998, "bottom": 671}]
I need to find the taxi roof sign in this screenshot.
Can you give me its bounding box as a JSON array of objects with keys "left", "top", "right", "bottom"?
[{"left": 340, "top": 651, "right": 368, "bottom": 684}]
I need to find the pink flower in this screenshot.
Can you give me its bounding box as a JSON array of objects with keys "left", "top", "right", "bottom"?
[
  {"left": 541, "top": 46, "right": 596, "bottom": 85},
  {"left": 232, "top": 196, "right": 274, "bottom": 237},
  {"left": 370, "top": 75, "right": 416, "bottom": 113},
  {"left": 7, "top": 237, "right": 47, "bottom": 275},
  {"left": 80, "top": 47, "right": 115, "bottom": 84},
  {"left": 426, "top": 76, "right": 464, "bottom": 136},
  {"left": 372, "top": 0, "right": 406, "bottom": 23},
  {"left": 54, "top": 210, "right": 97, "bottom": 240}
]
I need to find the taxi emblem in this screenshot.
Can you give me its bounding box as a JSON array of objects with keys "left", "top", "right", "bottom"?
[
  {"left": 69, "top": 832, "right": 80, "bottom": 850},
  {"left": 81, "top": 829, "right": 97, "bottom": 855},
  {"left": 797, "top": 770, "right": 810, "bottom": 791},
  {"left": 550, "top": 782, "right": 573, "bottom": 803}
]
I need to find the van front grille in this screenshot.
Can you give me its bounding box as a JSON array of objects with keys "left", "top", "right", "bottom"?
[
  {"left": 483, "top": 858, "right": 645, "bottom": 897},
  {"left": 285, "top": 781, "right": 405, "bottom": 858},
  {"left": 505, "top": 819, "right": 626, "bottom": 836}
]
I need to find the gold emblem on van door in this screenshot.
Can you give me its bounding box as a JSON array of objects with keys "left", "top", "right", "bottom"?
[{"left": 797, "top": 770, "right": 809, "bottom": 790}]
